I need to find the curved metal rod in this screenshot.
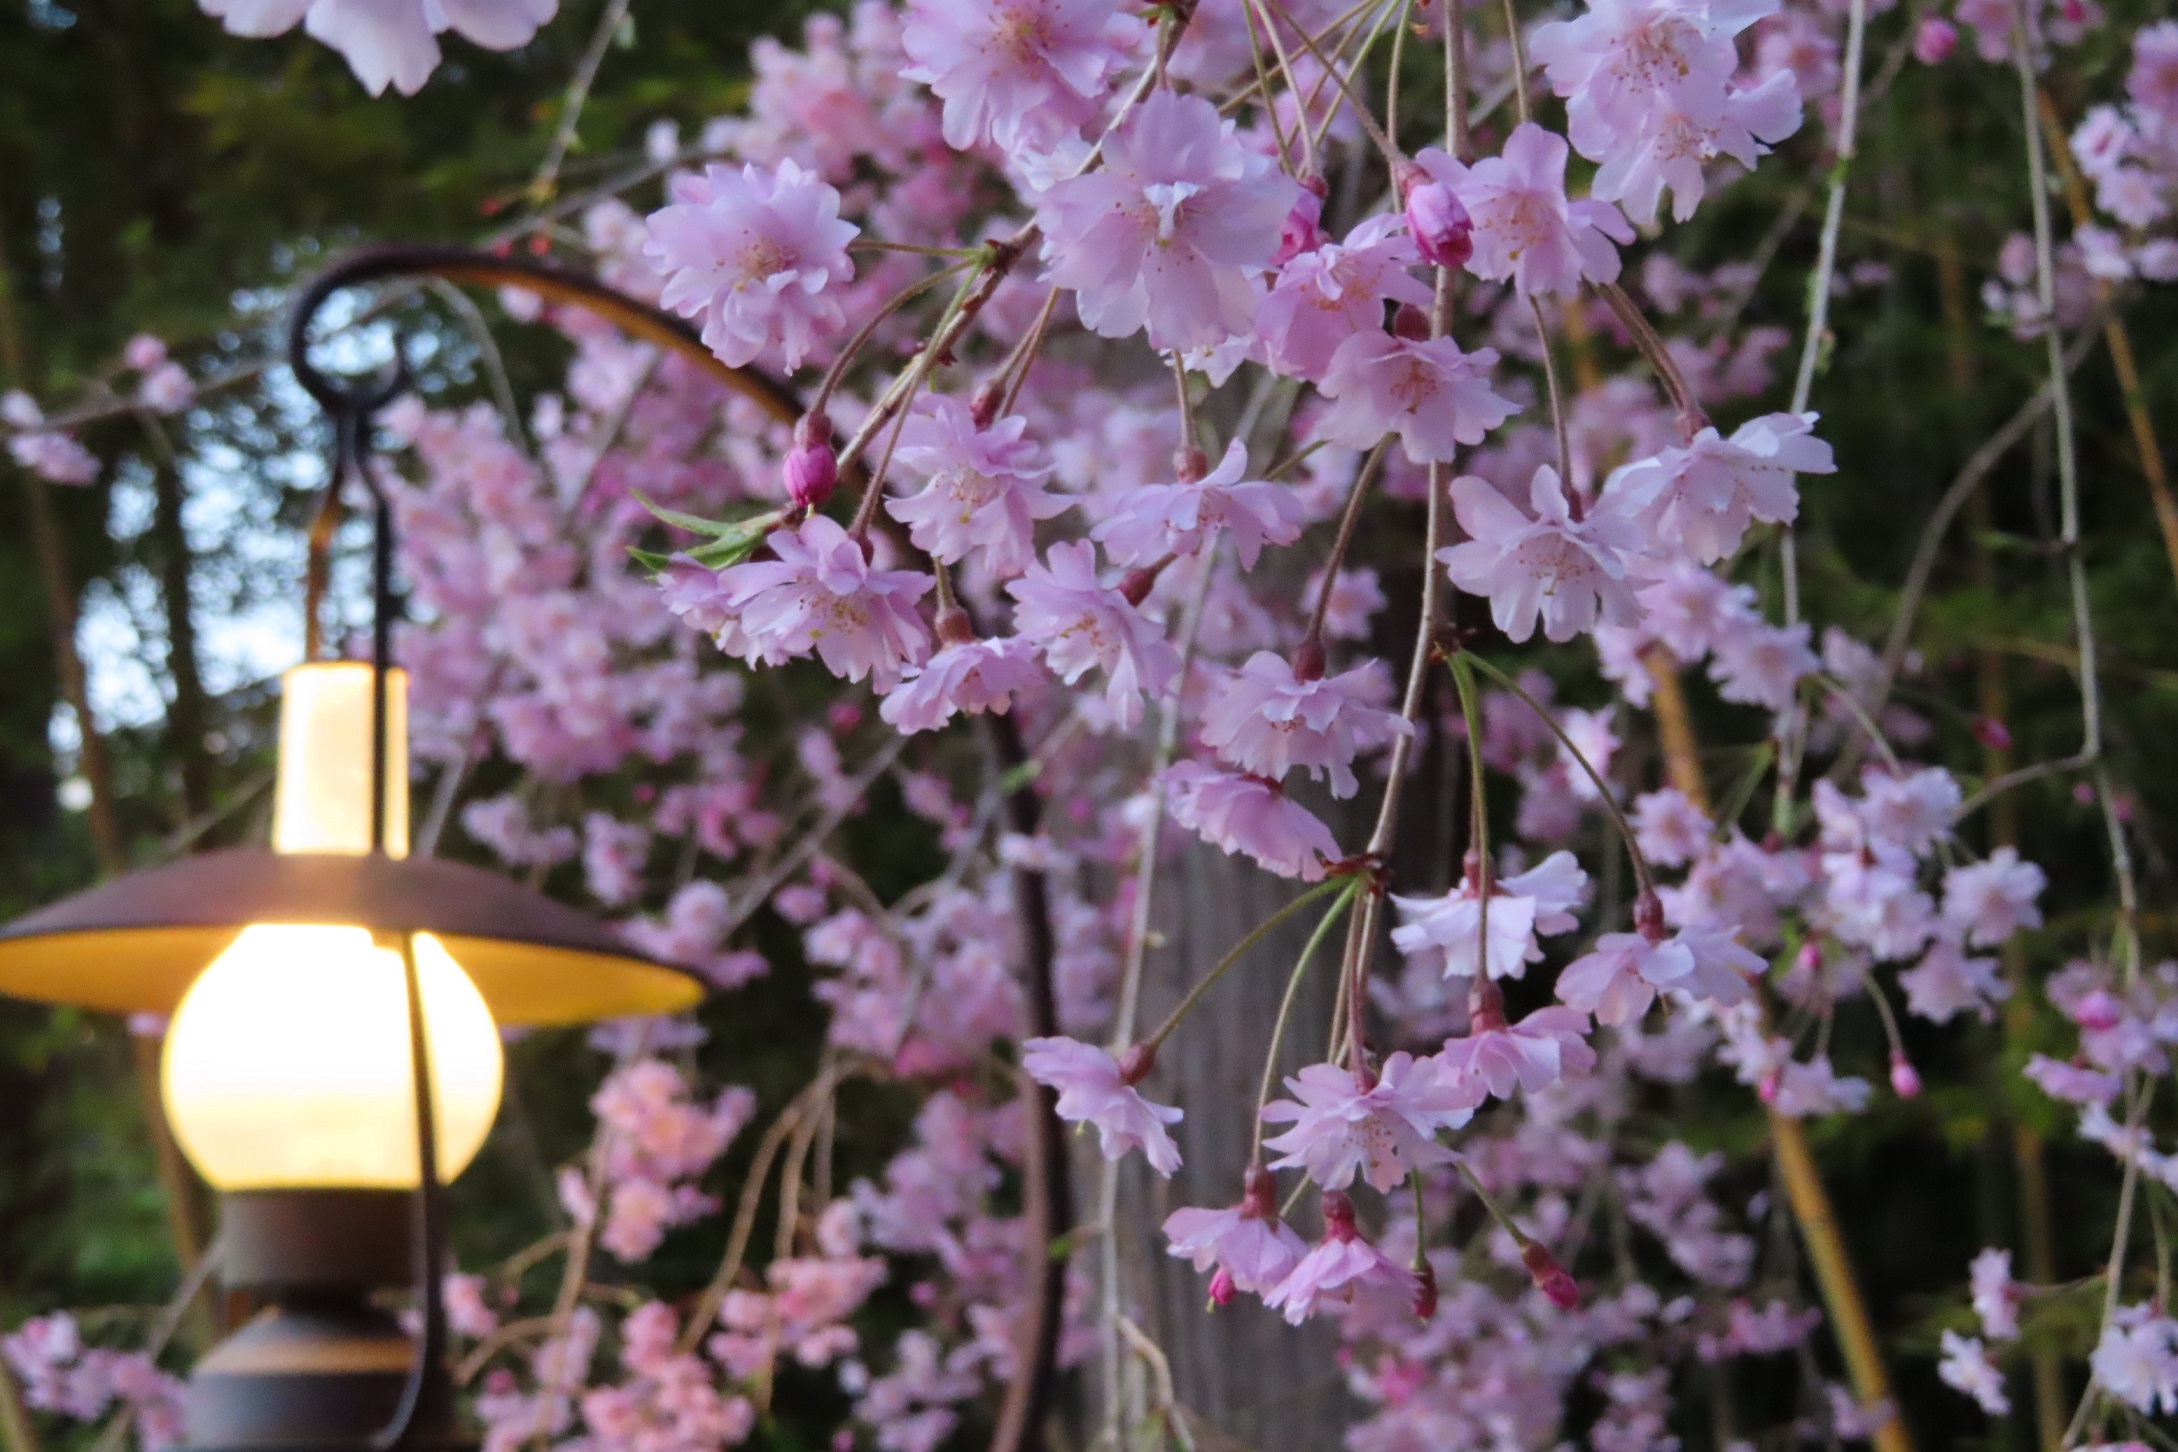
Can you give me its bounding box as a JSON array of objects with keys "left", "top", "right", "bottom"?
[{"left": 282, "top": 244, "right": 1071, "bottom": 1452}]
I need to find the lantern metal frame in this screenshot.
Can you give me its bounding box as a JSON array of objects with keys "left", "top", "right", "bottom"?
[{"left": 0, "top": 243, "right": 1072, "bottom": 1452}]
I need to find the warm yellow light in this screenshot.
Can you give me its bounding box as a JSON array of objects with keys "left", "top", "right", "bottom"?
[
  {"left": 160, "top": 926, "right": 503, "bottom": 1190},
  {"left": 273, "top": 662, "right": 408, "bottom": 857}
]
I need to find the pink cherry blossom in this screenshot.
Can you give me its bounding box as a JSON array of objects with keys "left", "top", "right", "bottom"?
[
  {"left": 1941, "top": 846, "right": 2046, "bottom": 947},
  {"left": 1162, "top": 761, "right": 1342, "bottom": 881},
  {"left": 1090, "top": 441, "right": 1308, "bottom": 569},
  {"left": 1408, "top": 126, "right": 1634, "bottom": 296},
  {"left": 1256, "top": 215, "right": 1434, "bottom": 380},
  {"left": 1708, "top": 616, "right": 1817, "bottom": 711},
  {"left": 1589, "top": 70, "right": 1802, "bottom": 225},
  {"left": 644, "top": 158, "right": 858, "bottom": 370},
  {"left": 1315, "top": 330, "right": 1521, "bottom": 463},
  {"left": 1199, "top": 652, "right": 1409, "bottom": 798},
  {"left": 1440, "top": 468, "right": 1641, "bottom": 642},
  {"left": 1914, "top": 16, "right": 1959, "bottom": 62},
  {"left": 886, "top": 395, "right": 1068, "bottom": 577},
  {"left": 7, "top": 430, "right": 98, "bottom": 485},
  {"left": 1260, "top": 1054, "right": 1479, "bottom": 1191},
  {"left": 1939, "top": 1331, "right": 2009, "bottom": 1415},
  {"left": 717, "top": 516, "right": 932, "bottom": 689},
  {"left": 1608, "top": 412, "right": 1835, "bottom": 564},
  {"left": 1262, "top": 1192, "right": 1418, "bottom": 1325},
  {"left": 1437, "top": 1005, "right": 1597, "bottom": 1099},
  {"left": 1021, "top": 1036, "right": 1183, "bottom": 1175},
  {"left": 2023, "top": 1053, "right": 2120, "bottom": 1107},
  {"left": 1006, "top": 540, "right": 1180, "bottom": 728},
  {"left": 1632, "top": 787, "right": 1713, "bottom": 866},
  {"left": 1556, "top": 932, "right": 1694, "bottom": 1025},
  {"left": 1899, "top": 937, "right": 2010, "bottom": 1024},
  {"left": 1161, "top": 1167, "right": 1309, "bottom": 1301},
  {"left": 878, "top": 635, "right": 1045, "bottom": 733},
  {"left": 1971, "top": 1248, "right": 2022, "bottom": 1340},
  {"left": 2093, "top": 1309, "right": 2178, "bottom": 1416},
  {"left": 900, "top": 0, "right": 1142, "bottom": 152},
  {"left": 1035, "top": 90, "right": 1302, "bottom": 351},
  {"left": 1390, "top": 850, "right": 1589, "bottom": 981},
  {"left": 199, "top": 0, "right": 556, "bottom": 96}
]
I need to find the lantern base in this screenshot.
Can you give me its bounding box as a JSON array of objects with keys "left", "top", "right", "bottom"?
[
  {"left": 183, "top": 1297, "right": 466, "bottom": 1452},
  {"left": 218, "top": 1189, "right": 413, "bottom": 1293}
]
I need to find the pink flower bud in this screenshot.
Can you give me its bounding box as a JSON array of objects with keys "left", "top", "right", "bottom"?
[
  {"left": 1391, "top": 303, "right": 1432, "bottom": 342},
  {"left": 2072, "top": 990, "right": 2124, "bottom": 1033},
  {"left": 1293, "top": 634, "right": 1327, "bottom": 684},
  {"left": 1520, "top": 1241, "right": 1579, "bottom": 1309},
  {"left": 785, "top": 412, "right": 837, "bottom": 510},
  {"left": 1633, "top": 890, "right": 1666, "bottom": 944},
  {"left": 1207, "top": 1267, "right": 1237, "bottom": 1307},
  {"left": 1270, "top": 186, "right": 1329, "bottom": 268},
  {"left": 1970, "top": 715, "right": 2012, "bottom": 751},
  {"left": 1241, "top": 1164, "right": 1279, "bottom": 1220},
  {"left": 1912, "top": 16, "right": 1957, "bottom": 63},
  {"left": 1173, "top": 445, "right": 1210, "bottom": 483},
  {"left": 1117, "top": 1041, "right": 1158, "bottom": 1085},
  {"left": 1889, "top": 1053, "right": 1921, "bottom": 1099},
  {"left": 1412, "top": 1260, "right": 1439, "bottom": 1321},
  {"left": 1320, "top": 1191, "right": 1358, "bottom": 1241},
  {"left": 1400, "top": 164, "right": 1473, "bottom": 271},
  {"left": 934, "top": 605, "right": 975, "bottom": 646}
]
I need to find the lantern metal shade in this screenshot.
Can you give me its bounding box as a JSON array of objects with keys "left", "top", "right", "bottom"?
[{"left": 0, "top": 848, "right": 702, "bottom": 1026}]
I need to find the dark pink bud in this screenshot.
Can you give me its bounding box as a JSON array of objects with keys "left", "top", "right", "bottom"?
[
  {"left": 935, "top": 606, "right": 975, "bottom": 647},
  {"left": 969, "top": 379, "right": 1004, "bottom": 430},
  {"left": 1117, "top": 1041, "right": 1157, "bottom": 1085},
  {"left": 1293, "top": 634, "right": 1327, "bottom": 684},
  {"left": 828, "top": 701, "right": 862, "bottom": 734},
  {"left": 1633, "top": 890, "right": 1666, "bottom": 944},
  {"left": 1400, "top": 164, "right": 1473, "bottom": 271},
  {"left": 2072, "top": 990, "right": 2124, "bottom": 1033},
  {"left": 1391, "top": 303, "right": 1432, "bottom": 342},
  {"left": 1912, "top": 15, "right": 1957, "bottom": 63},
  {"left": 1270, "top": 187, "right": 1329, "bottom": 267},
  {"left": 1173, "top": 445, "right": 1210, "bottom": 484},
  {"left": 1320, "top": 1191, "right": 1358, "bottom": 1242},
  {"left": 1521, "top": 1242, "right": 1579, "bottom": 1309},
  {"left": 1412, "top": 1260, "right": 1438, "bottom": 1321},
  {"left": 1207, "top": 1267, "right": 1237, "bottom": 1307},
  {"left": 1758, "top": 1068, "right": 1782, "bottom": 1104},
  {"left": 786, "top": 412, "right": 837, "bottom": 510},
  {"left": 1971, "top": 715, "right": 2012, "bottom": 751},
  {"left": 1889, "top": 1053, "right": 1921, "bottom": 1099},
  {"left": 1241, "top": 1165, "right": 1279, "bottom": 1220},
  {"left": 1467, "top": 975, "right": 1508, "bottom": 1034},
  {"left": 1119, "top": 565, "right": 1161, "bottom": 607},
  {"left": 1794, "top": 940, "right": 1822, "bottom": 973}
]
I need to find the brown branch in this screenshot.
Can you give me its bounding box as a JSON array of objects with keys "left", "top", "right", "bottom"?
[{"left": 2035, "top": 90, "right": 2178, "bottom": 598}]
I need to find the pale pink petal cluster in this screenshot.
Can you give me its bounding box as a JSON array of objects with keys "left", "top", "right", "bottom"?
[
  {"left": 1408, "top": 125, "right": 1635, "bottom": 295},
  {"left": 718, "top": 516, "right": 933, "bottom": 689},
  {"left": 644, "top": 158, "right": 859, "bottom": 370},
  {"left": 1440, "top": 468, "right": 1641, "bottom": 642},
  {"left": 1437, "top": 1005, "right": 1597, "bottom": 1099},
  {"left": 198, "top": 0, "right": 556, "bottom": 96},
  {"left": 1607, "top": 412, "right": 1836, "bottom": 564},
  {"left": 1006, "top": 540, "right": 1180, "bottom": 728},
  {"left": 900, "top": 0, "right": 1143, "bottom": 152},
  {"left": 887, "top": 395, "right": 1069, "bottom": 577},
  {"left": 1260, "top": 1054, "right": 1480, "bottom": 1191},
  {"left": 1162, "top": 761, "right": 1342, "bottom": 881},
  {"left": 1036, "top": 91, "right": 1302, "bottom": 351},
  {"left": 1021, "top": 1035, "right": 1183, "bottom": 1175},
  {"left": 1091, "top": 442, "right": 1308, "bottom": 569},
  {"left": 1531, "top": 0, "right": 1802, "bottom": 223},
  {"left": 1256, "top": 215, "right": 1434, "bottom": 380},
  {"left": 879, "top": 635, "right": 1045, "bottom": 733},
  {"left": 1199, "top": 652, "right": 1409, "bottom": 798},
  {"left": 1315, "top": 330, "right": 1521, "bottom": 464}
]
